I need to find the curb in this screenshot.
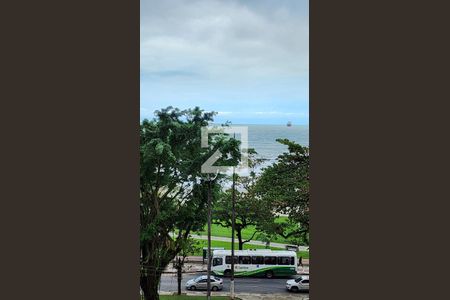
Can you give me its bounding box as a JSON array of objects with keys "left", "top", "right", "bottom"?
[{"left": 159, "top": 291, "right": 309, "bottom": 299}]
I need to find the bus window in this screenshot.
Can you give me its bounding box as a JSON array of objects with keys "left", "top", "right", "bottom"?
[
  {"left": 252, "top": 256, "right": 264, "bottom": 265},
  {"left": 239, "top": 256, "right": 251, "bottom": 264},
  {"left": 225, "top": 256, "right": 238, "bottom": 264},
  {"left": 213, "top": 257, "right": 223, "bottom": 266},
  {"left": 290, "top": 257, "right": 295, "bottom": 265},
  {"left": 278, "top": 257, "right": 291, "bottom": 265},
  {"left": 264, "top": 256, "right": 277, "bottom": 265}
]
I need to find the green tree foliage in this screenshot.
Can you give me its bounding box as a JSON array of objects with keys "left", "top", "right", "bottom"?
[
  {"left": 213, "top": 150, "right": 274, "bottom": 250},
  {"left": 140, "top": 107, "right": 239, "bottom": 300},
  {"left": 256, "top": 139, "right": 310, "bottom": 245}
]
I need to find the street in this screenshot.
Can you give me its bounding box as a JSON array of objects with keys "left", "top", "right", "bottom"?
[{"left": 160, "top": 273, "right": 309, "bottom": 295}]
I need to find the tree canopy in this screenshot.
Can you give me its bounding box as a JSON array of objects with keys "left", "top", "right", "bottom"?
[
  {"left": 140, "top": 106, "right": 239, "bottom": 300},
  {"left": 213, "top": 149, "right": 273, "bottom": 250},
  {"left": 255, "top": 139, "right": 310, "bottom": 245}
]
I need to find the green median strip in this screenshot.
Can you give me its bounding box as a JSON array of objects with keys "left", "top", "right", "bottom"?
[
  {"left": 160, "top": 296, "right": 240, "bottom": 300},
  {"left": 189, "top": 239, "right": 309, "bottom": 259},
  {"left": 194, "top": 216, "right": 297, "bottom": 244}
]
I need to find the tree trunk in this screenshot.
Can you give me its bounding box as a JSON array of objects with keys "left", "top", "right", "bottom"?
[
  {"left": 237, "top": 228, "right": 244, "bottom": 250},
  {"left": 140, "top": 271, "right": 161, "bottom": 300},
  {"left": 177, "top": 258, "right": 182, "bottom": 295},
  {"left": 140, "top": 243, "right": 163, "bottom": 300},
  {"left": 140, "top": 233, "right": 180, "bottom": 300}
]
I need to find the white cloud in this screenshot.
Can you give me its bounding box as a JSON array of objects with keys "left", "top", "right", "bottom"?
[{"left": 140, "top": 0, "right": 309, "bottom": 80}]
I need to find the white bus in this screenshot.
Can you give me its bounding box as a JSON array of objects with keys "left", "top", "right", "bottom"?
[{"left": 211, "top": 249, "right": 298, "bottom": 278}]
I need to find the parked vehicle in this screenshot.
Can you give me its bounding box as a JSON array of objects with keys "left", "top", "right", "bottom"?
[
  {"left": 286, "top": 275, "right": 309, "bottom": 292},
  {"left": 212, "top": 249, "right": 297, "bottom": 278},
  {"left": 285, "top": 245, "right": 299, "bottom": 252},
  {"left": 185, "top": 275, "right": 223, "bottom": 291}
]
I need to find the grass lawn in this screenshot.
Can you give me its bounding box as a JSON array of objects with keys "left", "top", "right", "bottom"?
[
  {"left": 160, "top": 296, "right": 238, "bottom": 300},
  {"left": 298, "top": 250, "right": 309, "bottom": 259},
  {"left": 189, "top": 239, "right": 279, "bottom": 255},
  {"left": 189, "top": 239, "right": 309, "bottom": 259},
  {"left": 194, "top": 216, "right": 301, "bottom": 244}
]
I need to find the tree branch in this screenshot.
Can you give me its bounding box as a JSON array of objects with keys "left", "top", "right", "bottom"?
[
  {"left": 242, "top": 230, "right": 260, "bottom": 244},
  {"left": 277, "top": 228, "right": 309, "bottom": 239}
]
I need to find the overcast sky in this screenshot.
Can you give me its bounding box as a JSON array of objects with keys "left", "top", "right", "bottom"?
[{"left": 141, "top": 0, "right": 309, "bottom": 125}]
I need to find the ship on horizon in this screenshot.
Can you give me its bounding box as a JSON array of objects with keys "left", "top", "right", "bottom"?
[{"left": 287, "top": 121, "right": 292, "bottom": 127}]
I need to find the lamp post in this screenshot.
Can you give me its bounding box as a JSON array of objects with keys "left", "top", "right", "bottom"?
[
  {"left": 230, "top": 166, "right": 236, "bottom": 299},
  {"left": 206, "top": 175, "right": 212, "bottom": 300},
  {"left": 206, "top": 172, "right": 219, "bottom": 300}
]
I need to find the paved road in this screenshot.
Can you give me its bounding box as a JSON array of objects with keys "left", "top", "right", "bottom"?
[
  {"left": 160, "top": 273, "right": 309, "bottom": 295},
  {"left": 190, "top": 234, "right": 309, "bottom": 251}
]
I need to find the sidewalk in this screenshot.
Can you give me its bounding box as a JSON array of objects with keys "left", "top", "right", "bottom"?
[
  {"left": 164, "top": 256, "right": 309, "bottom": 274},
  {"left": 160, "top": 291, "right": 309, "bottom": 300},
  {"left": 232, "top": 293, "right": 309, "bottom": 300}
]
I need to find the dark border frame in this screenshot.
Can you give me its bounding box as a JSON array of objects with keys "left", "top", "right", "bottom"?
[
  {"left": 2, "top": 0, "right": 450, "bottom": 299},
  {"left": 1, "top": 0, "right": 139, "bottom": 299},
  {"left": 310, "top": 1, "right": 450, "bottom": 299}
]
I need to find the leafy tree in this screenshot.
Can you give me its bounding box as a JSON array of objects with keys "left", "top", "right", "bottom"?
[
  {"left": 255, "top": 139, "right": 310, "bottom": 245},
  {"left": 213, "top": 150, "right": 274, "bottom": 250},
  {"left": 140, "top": 107, "right": 239, "bottom": 300}
]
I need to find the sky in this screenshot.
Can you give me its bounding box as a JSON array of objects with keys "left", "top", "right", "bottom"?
[{"left": 140, "top": 0, "right": 309, "bottom": 125}]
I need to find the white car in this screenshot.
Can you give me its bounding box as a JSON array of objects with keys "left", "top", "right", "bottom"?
[
  {"left": 185, "top": 275, "right": 223, "bottom": 291},
  {"left": 286, "top": 275, "right": 309, "bottom": 292}
]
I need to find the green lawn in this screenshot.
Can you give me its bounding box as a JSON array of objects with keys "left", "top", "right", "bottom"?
[
  {"left": 194, "top": 216, "right": 299, "bottom": 244},
  {"left": 298, "top": 250, "right": 309, "bottom": 259},
  {"left": 189, "top": 239, "right": 309, "bottom": 259},
  {"left": 189, "top": 239, "right": 278, "bottom": 255},
  {"left": 160, "top": 296, "right": 238, "bottom": 300}
]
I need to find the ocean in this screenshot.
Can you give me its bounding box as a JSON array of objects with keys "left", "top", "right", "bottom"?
[
  {"left": 245, "top": 124, "right": 309, "bottom": 161},
  {"left": 210, "top": 124, "right": 309, "bottom": 174}
]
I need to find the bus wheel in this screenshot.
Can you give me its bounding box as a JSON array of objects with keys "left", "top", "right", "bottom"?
[
  {"left": 224, "top": 269, "right": 232, "bottom": 277},
  {"left": 265, "top": 271, "right": 274, "bottom": 279}
]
